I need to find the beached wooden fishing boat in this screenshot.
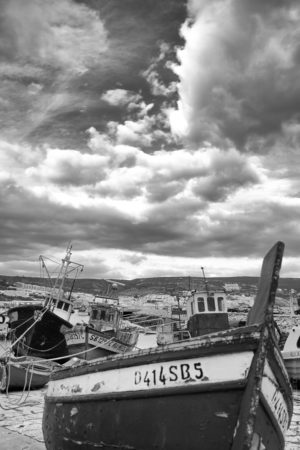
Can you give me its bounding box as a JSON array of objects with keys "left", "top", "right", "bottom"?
[
  {"left": 64, "top": 322, "right": 139, "bottom": 360},
  {"left": 0, "top": 245, "right": 85, "bottom": 391},
  {"left": 42, "top": 242, "right": 293, "bottom": 450},
  {"left": 65, "top": 292, "right": 140, "bottom": 360},
  {"left": 157, "top": 286, "right": 228, "bottom": 345},
  {"left": 6, "top": 304, "right": 72, "bottom": 362},
  {"left": 0, "top": 356, "right": 61, "bottom": 391},
  {"left": 4, "top": 245, "right": 84, "bottom": 364}
]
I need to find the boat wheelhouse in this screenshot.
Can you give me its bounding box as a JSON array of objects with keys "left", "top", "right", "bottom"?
[
  {"left": 64, "top": 286, "right": 139, "bottom": 360},
  {"left": 186, "top": 289, "right": 229, "bottom": 337}
]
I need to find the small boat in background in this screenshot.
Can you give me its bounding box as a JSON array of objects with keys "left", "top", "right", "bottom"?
[
  {"left": 65, "top": 284, "right": 139, "bottom": 360},
  {"left": 281, "top": 290, "right": 300, "bottom": 382},
  {"left": 0, "top": 244, "right": 84, "bottom": 390},
  {"left": 43, "top": 241, "right": 293, "bottom": 450},
  {"left": 0, "top": 356, "right": 61, "bottom": 391},
  {"left": 5, "top": 244, "right": 84, "bottom": 363},
  {"left": 282, "top": 326, "right": 300, "bottom": 381},
  {"left": 157, "top": 286, "right": 228, "bottom": 345}
]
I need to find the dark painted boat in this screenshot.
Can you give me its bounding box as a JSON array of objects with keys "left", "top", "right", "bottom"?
[
  {"left": 42, "top": 242, "right": 293, "bottom": 450},
  {"left": 6, "top": 304, "right": 72, "bottom": 362},
  {"left": 0, "top": 356, "right": 61, "bottom": 391},
  {"left": 0, "top": 245, "right": 84, "bottom": 390},
  {"left": 157, "top": 287, "right": 228, "bottom": 345}
]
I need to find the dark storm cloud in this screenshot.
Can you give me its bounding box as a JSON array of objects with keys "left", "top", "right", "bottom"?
[
  {"left": 191, "top": 149, "right": 259, "bottom": 202},
  {"left": 0, "top": 0, "right": 186, "bottom": 148},
  {"left": 2, "top": 0, "right": 300, "bottom": 277},
  {"left": 0, "top": 0, "right": 109, "bottom": 146},
  {"left": 175, "top": 0, "right": 300, "bottom": 150}
]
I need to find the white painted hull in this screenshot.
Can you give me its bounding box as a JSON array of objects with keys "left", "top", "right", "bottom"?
[
  {"left": 47, "top": 350, "right": 254, "bottom": 398},
  {"left": 282, "top": 351, "right": 300, "bottom": 380},
  {"left": 43, "top": 329, "right": 293, "bottom": 450}
]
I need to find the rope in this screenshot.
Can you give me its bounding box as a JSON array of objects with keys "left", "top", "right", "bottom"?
[
  {"left": 0, "top": 306, "right": 49, "bottom": 359},
  {"left": 0, "top": 360, "right": 35, "bottom": 410},
  {"left": 19, "top": 337, "right": 67, "bottom": 353},
  {"left": 10, "top": 335, "right": 121, "bottom": 365}
]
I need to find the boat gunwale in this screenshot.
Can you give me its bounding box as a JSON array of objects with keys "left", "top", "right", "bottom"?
[
  {"left": 44, "top": 377, "right": 247, "bottom": 403},
  {"left": 50, "top": 326, "right": 263, "bottom": 381}
]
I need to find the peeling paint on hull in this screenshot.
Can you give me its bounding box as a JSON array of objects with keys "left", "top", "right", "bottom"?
[{"left": 42, "top": 330, "right": 292, "bottom": 450}]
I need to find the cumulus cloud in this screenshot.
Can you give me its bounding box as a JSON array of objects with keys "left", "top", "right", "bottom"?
[
  {"left": 0, "top": 0, "right": 108, "bottom": 74},
  {"left": 101, "top": 89, "right": 143, "bottom": 109},
  {"left": 2, "top": 0, "right": 300, "bottom": 278},
  {"left": 171, "top": 0, "right": 300, "bottom": 150},
  {"left": 0, "top": 0, "right": 108, "bottom": 144},
  {"left": 142, "top": 42, "right": 178, "bottom": 97},
  {"left": 101, "top": 87, "right": 173, "bottom": 148},
  {"left": 0, "top": 124, "right": 260, "bottom": 208},
  {"left": 191, "top": 148, "right": 259, "bottom": 202}
]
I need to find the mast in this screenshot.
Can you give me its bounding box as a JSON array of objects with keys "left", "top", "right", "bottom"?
[
  {"left": 57, "top": 243, "right": 72, "bottom": 299},
  {"left": 289, "top": 289, "right": 296, "bottom": 317},
  {"left": 201, "top": 267, "right": 210, "bottom": 295},
  {"left": 40, "top": 242, "right": 84, "bottom": 314}
]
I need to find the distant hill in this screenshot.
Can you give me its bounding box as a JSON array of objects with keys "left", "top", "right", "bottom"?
[{"left": 0, "top": 275, "right": 299, "bottom": 297}]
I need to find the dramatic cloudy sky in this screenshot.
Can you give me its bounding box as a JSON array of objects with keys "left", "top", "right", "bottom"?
[{"left": 1, "top": 0, "right": 300, "bottom": 279}]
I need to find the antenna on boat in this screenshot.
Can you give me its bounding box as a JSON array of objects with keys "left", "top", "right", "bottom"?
[
  {"left": 188, "top": 276, "right": 191, "bottom": 290},
  {"left": 289, "top": 289, "right": 296, "bottom": 317},
  {"left": 201, "top": 267, "right": 209, "bottom": 295}
]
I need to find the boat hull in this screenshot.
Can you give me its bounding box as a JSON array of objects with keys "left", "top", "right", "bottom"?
[
  {"left": 0, "top": 357, "right": 61, "bottom": 391},
  {"left": 65, "top": 326, "right": 138, "bottom": 360},
  {"left": 282, "top": 351, "right": 300, "bottom": 380},
  {"left": 44, "top": 383, "right": 245, "bottom": 450},
  {"left": 43, "top": 329, "right": 292, "bottom": 450}
]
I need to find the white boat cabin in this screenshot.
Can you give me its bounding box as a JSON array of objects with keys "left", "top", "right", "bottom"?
[
  {"left": 282, "top": 326, "right": 300, "bottom": 353},
  {"left": 186, "top": 290, "right": 227, "bottom": 320},
  {"left": 186, "top": 290, "right": 229, "bottom": 337},
  {"left": 89, "top": 301, "right": 122, "bottom": 332},
  {"left": 45, "top": 294, "right": 73, "bottom": 323}
]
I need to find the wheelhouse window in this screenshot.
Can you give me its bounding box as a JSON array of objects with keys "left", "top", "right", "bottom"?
[
  {"left": 197, "top": 297, "right": 205, "bottom": 312},
  {"left": 217, "top": 297, "right": 224, "bottom": 311},
  {"left": 57, "top": 300, "right": 64, "bottom": 310},
  {"left": 207, "top": 296, "right": 215, "bottom": 311},
  {"left": 297, "top": 337, "right": 300, "bottom": 348},
  {"left": 63, "top": 302, "right": 69, "bottom": 311},
  {"left": 91, "top": 309, "right": 98, "bottom": 320}
]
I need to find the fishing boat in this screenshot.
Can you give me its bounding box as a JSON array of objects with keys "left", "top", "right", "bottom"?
[
  {"left": 157, "top": 285, "right": 228, "bottom": 345},
  {"left": 280, "top": 290, "right": 300, "bottom": 382},
  {"left": 42, "top": 241, "right": 293, "bottom": 450},
  {"left": 64, "top": 284, "right": 139, "bottom": 360},
  {"left": 0, "top": 356, "right": 61, "bottom": 391},
  {"left": 0, "top": 245, "right": 84, "bottom": 390}
]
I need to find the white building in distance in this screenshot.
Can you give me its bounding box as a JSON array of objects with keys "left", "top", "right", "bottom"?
[{"left": 224, "top": 283, "right": 240, "bottom": 292}]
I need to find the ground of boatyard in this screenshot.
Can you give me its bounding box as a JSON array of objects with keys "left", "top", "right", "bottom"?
[{"left": 0, "top": 388, "right": 45, "bottom": 449}]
